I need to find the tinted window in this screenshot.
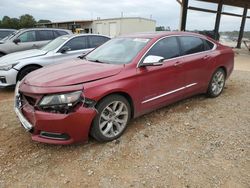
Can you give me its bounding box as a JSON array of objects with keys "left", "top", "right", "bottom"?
[
  {"left": 203, "top": 39, "right": 215, "bottom": 50},
  {"left": 88, "top": 36, "right": 110, "bottom": 48},
  {"left": 145, "top": 37, "right": 180, "bottom": 60},
  {"left": 179, "top": 36, "right": 205, "bottom": 55},
  {"left": 17, "top": 31, "right": 36, "bottom": 42},
  {"left": 54, "top": 30, "right": 68, "bottom": 38},
  {"left": 62, "top": 36, "right": 87, "bottom": 51},
  {"left": 36, "top": 30, "right": 54, "bottom": 41},
  {"left": 0, "top": 31, "right": 13, "bottom": 39}
]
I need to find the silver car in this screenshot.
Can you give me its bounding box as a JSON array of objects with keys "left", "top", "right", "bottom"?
[
  {"left": 0, "top": 28, "right": 72, "bottom": 57},
  {"left": 0, "top": 34, "right": 110, "bottom": 87}
]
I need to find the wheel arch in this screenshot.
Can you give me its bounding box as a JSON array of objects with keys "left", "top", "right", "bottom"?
[
  {"left": 16, "top": 64, "right": 43, "bottom": 82},
  {"left": 216, "top": 66, "right": 227, "bottom": 78},
  {"left": 95, "top": 91, "right": 135, "bottom": 119}
]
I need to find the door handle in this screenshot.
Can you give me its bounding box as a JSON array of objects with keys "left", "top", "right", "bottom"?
[
  {"left": 203, "top": 55, "right": 210, "bottom": 60},
  {"left": 174, "top": 61, "right": 181, "bottom": 67}
]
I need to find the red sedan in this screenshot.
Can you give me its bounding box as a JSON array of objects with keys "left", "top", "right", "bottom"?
[{"left": 14, "top": 32, "right": 234, "bottom": 144}]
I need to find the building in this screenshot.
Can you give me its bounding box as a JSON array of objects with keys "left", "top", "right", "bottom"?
[{"left": 36, "top": 17, "right": 156, "bottom": 37}]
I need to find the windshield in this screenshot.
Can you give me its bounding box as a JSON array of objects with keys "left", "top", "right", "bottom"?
[
  {"left": 2, "top": 30, "right": 21, "bottom": 41},
  {"left": 86, "top": 37, "right": 150, "bottom": 64},
  {"left": 41, "top": 35, "right": 70, "bottom": 51}
]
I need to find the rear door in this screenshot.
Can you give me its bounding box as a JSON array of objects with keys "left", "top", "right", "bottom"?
[
  {"left": 137, "top": 37, "right": 186, "bottom": 113},
  {"left": 177, "top": 36, "right": 216, "bottom": 93}
]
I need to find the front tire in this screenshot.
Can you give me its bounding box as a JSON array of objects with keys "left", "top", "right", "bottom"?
[
  {"left": 17, "top": 65, "right": 40, "bottom": 81},
  {"left": 207, "top": 68, "right": 226, "bottom": 98},
  {"left": 90, "top": 95, "right": 131, "bottom": 142}
]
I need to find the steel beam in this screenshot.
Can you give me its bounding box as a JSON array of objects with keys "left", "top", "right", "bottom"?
[
  {"left": 236, "top": 5, "right": 248, "bottom": 48},
  {"left": 180, "top": 0, "right": 189, "bottom": 31},
  {"left": 214, "top": 0, "right": 223, "bottom": 40}
]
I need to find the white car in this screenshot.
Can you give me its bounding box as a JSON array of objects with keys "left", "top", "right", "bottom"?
[{"left": 0, "top": 34, "right": 110, "bottom": 87}]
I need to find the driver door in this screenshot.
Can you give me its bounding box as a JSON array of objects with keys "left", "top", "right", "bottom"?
[
  {"left": 137, "top": 37, "right": 186, "bottom": 114},
  {"left": 52, "top": 36, "right": 90, "bottom": 64},
  {"left": 10, "top": 30, "right": 37, "bottom": 53}
]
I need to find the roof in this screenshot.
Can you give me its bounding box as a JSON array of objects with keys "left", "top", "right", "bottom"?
[
  {"left": 36, "top": 17, "right": 156, "bottom": 26},
  {"left": 93, "top": 17, "right": 156, "bottom": 23},
  {"left": 197, "top": 0, "right": 250, "bottom": 8},
  {"left": 120, "top": 31, "right": 209, "bottom": 39},
  {"left": 0, "top": 29, "right": 17, "bottom": 31}
]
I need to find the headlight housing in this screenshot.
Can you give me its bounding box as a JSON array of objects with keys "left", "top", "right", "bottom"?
[
  {"left": 0, "top": 64, "right": 17, "bottom": 71},
  {"left": 39, "top": 91, "right": 82, "bottom": 113}
]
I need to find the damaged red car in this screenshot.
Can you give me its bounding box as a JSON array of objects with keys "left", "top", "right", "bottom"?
[{"left": 14, "top": 32, "right": 234, "bottom": 144}]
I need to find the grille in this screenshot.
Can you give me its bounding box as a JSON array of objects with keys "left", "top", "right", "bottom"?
[
  {"left": 21, "top": 93, "right": 42, "bottom": 107},
  {"left": 24, "top": 95, "right": 36, "bottom": 106}
]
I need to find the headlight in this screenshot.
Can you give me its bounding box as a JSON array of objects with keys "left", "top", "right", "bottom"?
[
  {"left": 0, "top": 64, "right": 16, "bottom": 71},
  {"left": 39, "top": 91, "right": 82, "bottom": 107}
]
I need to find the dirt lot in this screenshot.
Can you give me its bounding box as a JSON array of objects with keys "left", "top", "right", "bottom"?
[{"left": 0, "top": 52, "right": 249, "bottom": 187}]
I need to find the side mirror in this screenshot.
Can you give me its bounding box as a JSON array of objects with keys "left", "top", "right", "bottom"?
[
  {"left": 13, "top": 38, "right": 21, "bottom": 44},
  {"left": 140, "top": 55, "right": 164, "bottom": 67},
  {"left": 60, "top": 46, "right": 71, "bottom": 54}
]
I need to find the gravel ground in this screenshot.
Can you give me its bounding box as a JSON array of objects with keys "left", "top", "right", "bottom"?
[{"left": 0, "top": 56, "right": 249, "bottom": 187}]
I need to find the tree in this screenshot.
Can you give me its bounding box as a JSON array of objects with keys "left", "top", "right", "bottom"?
[
  {"left": 9, "top": 18, "right": 20, "bottom": 29},
  {"left": 37, "top": 19, "right": 51, "bottom": 24},
  {"left": 19, "top": 14, "right": 36, "bottom": 28},
  {"left": 1, "top": 16, "right": 11, "bottom": 28}
]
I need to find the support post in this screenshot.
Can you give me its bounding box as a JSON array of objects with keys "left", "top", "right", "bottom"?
[
  {"left": 180, "top": 0, "right": 189, "bottom": 31},
  {"left": 236, "top": 6, "right": 248, "bottom": 49},
  {"left": 214, "top": 0, "right": 223, "bottom": 40}
]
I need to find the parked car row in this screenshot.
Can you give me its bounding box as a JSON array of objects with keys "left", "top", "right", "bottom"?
[
  {"left": 0, "top": 34, "right": 110, "bottom": 87},
  {"left": 12, "top": 31, "right": 234, "bottom": 145}
]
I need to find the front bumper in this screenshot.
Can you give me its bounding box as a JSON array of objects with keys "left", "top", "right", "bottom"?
[
  {"left": 14, "top": 85, "right": 97, "bottom": 145},
  {"left": 0, "top": 68, "right": 18, "bottom": 87}
]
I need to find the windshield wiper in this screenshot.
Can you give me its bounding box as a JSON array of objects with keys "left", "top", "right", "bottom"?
[{"left": 88, "top": 59, "right": 109, "bottom": 64}]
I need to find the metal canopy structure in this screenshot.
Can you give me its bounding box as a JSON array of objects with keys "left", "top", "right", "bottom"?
[{"left": 178, "top": 0, "right": 250, "bottom": 48}]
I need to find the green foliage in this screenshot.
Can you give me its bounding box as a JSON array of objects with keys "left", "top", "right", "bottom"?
[
  {"left": 19, "top": 14, "right": 36, "bottom": 28},
  {"left": 0, "top": 14, "right": 51, "bottom": 29},
  {"left": 37, "top": 19, "right": 51, "bottom": 24}
]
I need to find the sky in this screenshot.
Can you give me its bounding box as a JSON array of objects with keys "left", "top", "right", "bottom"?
[{"left": 0, "top": 0, "right": 249, "bottom": 31}]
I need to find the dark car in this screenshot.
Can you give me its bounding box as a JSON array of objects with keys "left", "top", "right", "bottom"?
[{"left": 14, "top": 32, "right": 234, "bottom": 144}]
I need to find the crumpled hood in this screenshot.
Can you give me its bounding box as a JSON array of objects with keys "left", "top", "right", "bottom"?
[
  {"left": 0, "top": 49, "right": 47, "bottom": 66},
  {"left": 24, "top": 59, "right": 123, "bottom": 87}
]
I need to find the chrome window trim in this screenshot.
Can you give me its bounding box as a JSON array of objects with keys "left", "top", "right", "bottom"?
[
  {"left": 142, "top": 83, "right": 197, "bottom": 104},
  {"left": 137, "top": 35, "right": 217, "bottom": 68}
]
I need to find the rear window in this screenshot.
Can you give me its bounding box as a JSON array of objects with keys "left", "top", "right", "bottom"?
[
  {"left": 88, "top": 36, "right": 110, "bottom": 48},
  {"left": 54, "top": 30, "right": 68, "bottom": 38},
  {"left": 36, "top": 30, "right": 54, "bottom": 41},
  {"left": 203, "top": 40, "right": 215, "bottom": 50},
  {"left": 179, "top": 36, "right": 205, "bottom": 55}
]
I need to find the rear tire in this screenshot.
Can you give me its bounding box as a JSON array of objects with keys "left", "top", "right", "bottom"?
[
  {"left": 17, "top": 65, "right": 41, "bottom": 81},
  {"left": 90, "top": 95, "right": 131, "bottom": 142},
  {"left": 207, "top": 68, "right": 226, "bottom": 98}
]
